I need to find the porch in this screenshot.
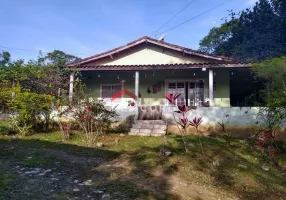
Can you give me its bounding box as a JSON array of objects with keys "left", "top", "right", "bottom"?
[
  {"left": 76, "top": 67, "right": 232, "bottom": 109},
  {"left": 67, "top": 63, "right": 276, "bottom": 136},
  {"left": 68, "top": 63, "right": 261, "bottom": 124}
]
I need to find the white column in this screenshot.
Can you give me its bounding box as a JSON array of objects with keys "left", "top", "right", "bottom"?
[
  {"left": 209, "top": 69, "right": 214, "bottom": 107},
  {"left": 69, "top": 73, "right": 74, "bottom": 102},
  {"left": 135, "top": 71, "right": 139, "bottom": 105}
]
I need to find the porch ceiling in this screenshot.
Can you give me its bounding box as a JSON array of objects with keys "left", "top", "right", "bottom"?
[{"left": 77, "top": 62, "right": 252, "bottom": 71}]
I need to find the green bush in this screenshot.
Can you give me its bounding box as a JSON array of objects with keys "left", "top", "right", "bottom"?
[
  {"left": 0, "top": 121, "right": 10, "bottom": 135},
  {"left": 8, "top": 91, "right": 53, "bottom": 135}
]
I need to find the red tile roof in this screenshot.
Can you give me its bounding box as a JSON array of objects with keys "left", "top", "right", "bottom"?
[
  {"left": 78, "top": 62, "right": 252, "bottom": 71},
  {"left": 67, "top": 36, "right": 238, "bottom": 66}
]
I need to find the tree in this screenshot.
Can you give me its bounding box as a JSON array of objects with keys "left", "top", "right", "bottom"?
[
  {"left": 38, "top": 50, "right": 80, "bottom": 66},
  {"left": 0, "top": 51, "right": 11, "bottom": 66},
  {"left": 0, "top": 50, "right": 80, "bottom": 133},
  {"left": 199, "top": 22, "right": 235, "bottom": 55},
  {"left": 199, "top": 0, "right": 285, "bottom": 61},
  {"left": 252, "top": 57, "right": 286, "bottom": 107},
  {"left": 252, "top": 57, "right": 286, "bottom": 131}
]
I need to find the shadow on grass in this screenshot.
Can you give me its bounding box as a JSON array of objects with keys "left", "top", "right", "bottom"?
[
  {"left": 0, "top": 138, "right": 120, "bottom": 160},
  {"left": 0, "top": 137, "right": 180, "bottom": 199},
  {"left": 172, "top": 135, "right": 286, "bottom": 200}
]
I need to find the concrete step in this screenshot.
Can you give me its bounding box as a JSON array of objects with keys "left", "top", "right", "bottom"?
[
  {"left": 139, "top": 124, "right": 154, "bottom": 129},
  {"left": 136, "top": 120, "right": 166, "bottom": 125},
  {"left": 132, "top": 124, "right": 167, "bottom": 129},
  {"left": 129, "top": 132, "right": 165, "bottom": 137},
  {"left": 129, "top": 120, "right": 167, "bottom": 136}
]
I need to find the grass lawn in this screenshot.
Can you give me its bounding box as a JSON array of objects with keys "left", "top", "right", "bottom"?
[{"left": 0, "top": 129, "right": 286, "bottom": 199}]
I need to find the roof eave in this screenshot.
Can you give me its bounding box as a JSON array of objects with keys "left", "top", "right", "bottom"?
[{"left": 77, "top": 63, "right": 253, "bottom": 71}]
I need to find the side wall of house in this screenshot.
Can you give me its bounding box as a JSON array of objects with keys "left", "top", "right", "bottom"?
[{"left": 81, "top": 69, "right": 230, "bottom": 107}]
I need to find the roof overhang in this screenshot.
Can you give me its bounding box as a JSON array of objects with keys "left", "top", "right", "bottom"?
[{"left": 77, "top": 62, "right": 253, "bottom": 71}]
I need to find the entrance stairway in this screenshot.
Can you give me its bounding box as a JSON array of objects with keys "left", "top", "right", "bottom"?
[{"left": 129, "top": 120, "right": 167, "bottom": 136}]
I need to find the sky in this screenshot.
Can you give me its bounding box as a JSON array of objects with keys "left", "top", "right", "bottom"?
[{"left": 0, "top": 0, "right": 258, "bottom": 61}]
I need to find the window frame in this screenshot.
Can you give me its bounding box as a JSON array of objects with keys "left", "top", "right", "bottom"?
[
  {"left": 100, "top": 84, "right": 123, "bottom": 100},
  {"left": 165, "top": 79, "right": 209, "bottom": 106}
]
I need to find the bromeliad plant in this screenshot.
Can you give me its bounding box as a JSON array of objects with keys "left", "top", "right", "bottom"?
[
  {"left": 217, "top": 115, "right": 234, "bottom": 146},
  {"left": 165, "top": 93, "right": 202, "bottom": 153},
  {"left": 189, "top": 117, "right": 204, "bottom": 153}
]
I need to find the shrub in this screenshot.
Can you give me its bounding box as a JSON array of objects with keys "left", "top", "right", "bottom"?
[
  {"left": 72, "top": 100, "right": 118, "bottom": 146},
  {"left": 0, "top": 121, "right": 11, "bottom": 135},
  {"left": 255, "top": 129, "right": 278, "bottom": 165},
  {"left": 116, "top": 115, "right": 135, "bottom": 133},
  {"left": 8, "top": 91, "right": 53, "bottom": 136}
]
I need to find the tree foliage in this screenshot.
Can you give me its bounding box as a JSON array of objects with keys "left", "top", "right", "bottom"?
[
  {"left": 252, "top": 57, "right": 286, "bottom": 129},
  {"left": 0, "top": 51, "right": 11, "bottom": 66},
  {"left": 0, "top": 50, "right": 80, "bottom": 133},
  {"left": 38, "top": 50, "right": 80, "bottom": 66},
  {"left": 199, "top": 0, "right": 286, "bottom": 61},
  {"left": 252, "top": 57, "right": 286, "bottom": 106},
  {"left": 8, "top": 90, "right": 54, "bottom": 135}
]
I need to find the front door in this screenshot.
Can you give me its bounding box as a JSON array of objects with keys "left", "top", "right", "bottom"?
[{"left": 167, "top": 80, "right": 206, "bottom": 106}]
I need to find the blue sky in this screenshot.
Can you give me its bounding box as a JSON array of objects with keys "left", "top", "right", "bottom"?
[{"left": 0, "top": 0, "right": 258, "bottom": 61}]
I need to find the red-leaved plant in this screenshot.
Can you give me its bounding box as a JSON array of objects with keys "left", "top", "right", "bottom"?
[
  {"left": 165, "top": 92, "right": 202, "bottom": 153},
  {"left": 189, "top": 117, "right": 203, "bottom": 130},
  {"left": 53, "top": 104, "right": 73, "bottom": 141},
  {"left": 255, "top": 129, "right": 278, "bottom": 165},
  {"left": 189, "top": 117, "right": 204, "bottom": 153},
  {"left": 60, "top": 120, "right": 71, "bottom": 140},
  {"left": 165, "top": 93, "right": 181, "bottom": 105}
]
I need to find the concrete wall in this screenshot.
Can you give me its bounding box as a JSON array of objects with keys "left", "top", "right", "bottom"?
[
  {"left": 87, "top": 44, "right": 218, "bottom": 66},
  {"left": 82, "top": 69, "right": 231, "bottom": 107},
  {"left": 113, "top": 106, "right": 286, "bottom": 138},
  {"left": 164, "top": 107, "right": 262, "bottom": 126},
  {"left": 163, "top": 107, "right": 286, "bottom": 138}
]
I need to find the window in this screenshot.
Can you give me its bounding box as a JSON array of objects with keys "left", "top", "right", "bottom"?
[
  {"left": 167, "top": 82, "right": 186, "bottom": 105},
  {"left": 101, "top": 84, "right": 122, "bottom": 99},
  {"left": 167, "top": 80, "right": 206, "bottom": 106},
  {"left": 189, "top": 80, "right": 205, "bottom": 106}
]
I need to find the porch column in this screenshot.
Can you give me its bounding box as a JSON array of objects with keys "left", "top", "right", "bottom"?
[
  {"left": 135, "top": 71, "right": 139, "bottom": 105},
  {"left": 69, "top": 73, "right": 74, "bottom": 102},
  {"left": 209, "top": 69, "right": 214, "bottom": 106}
]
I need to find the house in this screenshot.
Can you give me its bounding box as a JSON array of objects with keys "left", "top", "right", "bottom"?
[{"left": 67, "top": 36, "right": 267, "bottom": 136}]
